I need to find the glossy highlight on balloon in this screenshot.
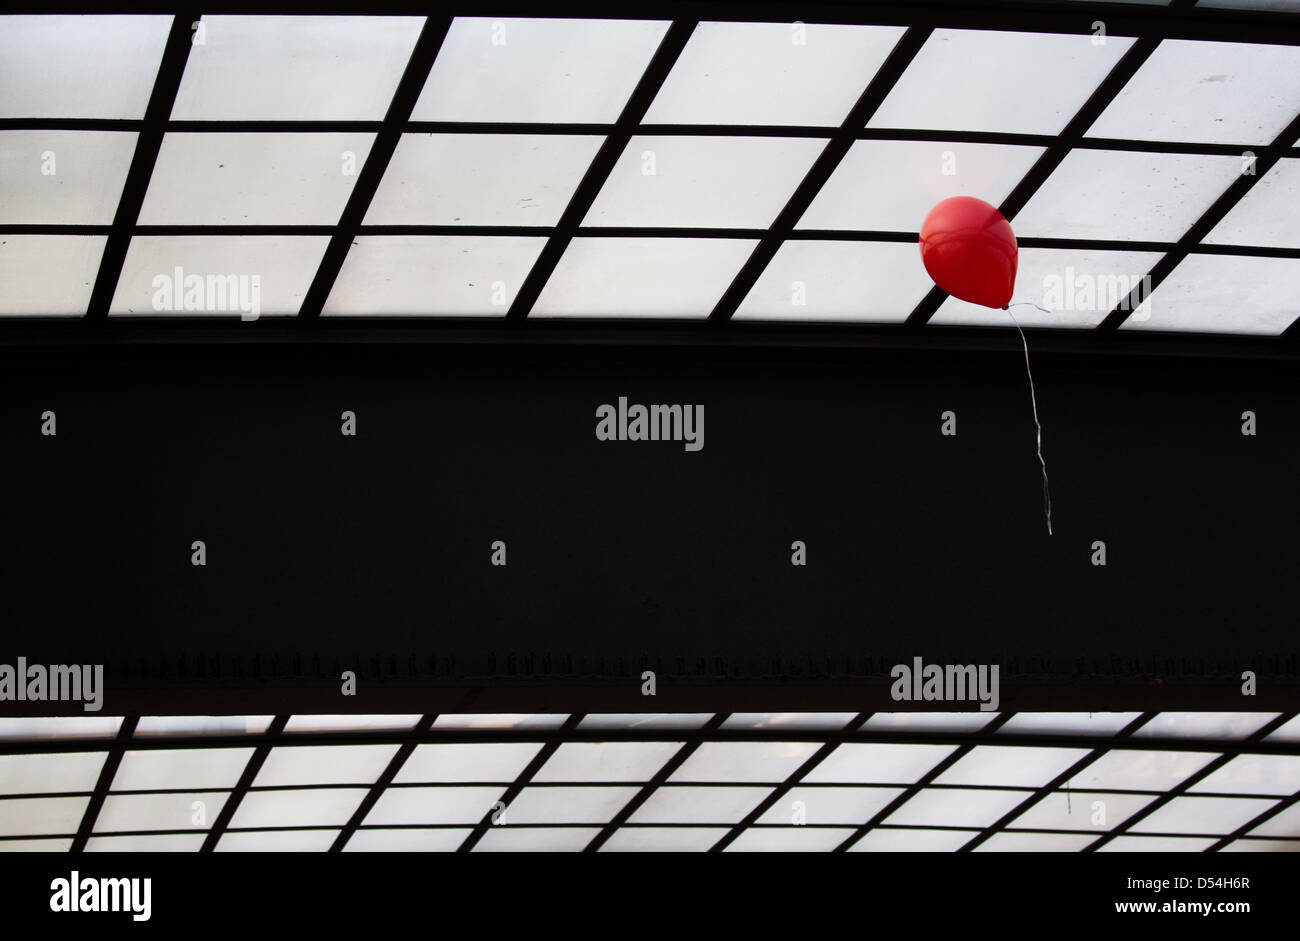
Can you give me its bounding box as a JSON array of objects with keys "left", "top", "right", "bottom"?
[{"left": 919, "top": 196, "right": 1018, "bottom": 309}]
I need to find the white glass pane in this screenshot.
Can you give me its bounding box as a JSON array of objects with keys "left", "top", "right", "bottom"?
[
  {"left": 534, "top": 742, "right": 681, "bottom": 783},
  {"left": 584, "top": 136, "right": 822, "bottom": 229},
  {"left": 284, "top": 715, "right": 422, "bottom": 733},
  {"left": 1248, "top": 801, "right": 1300, "bottom": 837},
  {"left": 135, "top": 716, "right": 274, "bottom": 737},
  {"left": 599, "top": 827, "right": 729, "bottom": 851},
  {"left": 627, "top": 786, "right": 771, "bottom": 824},
  {"left": 0, "top": 796, "right": 88, "bottom": 836},
  {"left": 578, "top": 714, "right": 715, "bottom": 730},
  {"left": 0, "top": 131, "right": 136, "bottom": 224},
  {"left": 111, "top": 748, "right": 254, "bottom": 791},
  {"left": 1071, "top": 749, "right": 1218, "bottom": 790},
  {"left": 1125, "top": 254, "right": 1300, "bottom": 335},
  {"left": 932, "top": 249, "right": 1164, "bottom": 328},
  {"left": 1221, "top": 838, "right": 1300, "bottom": 852},
  {"left": 1266, "top": 716, "right": 1300, "bottom": 743},
  {"left": 0, "top": 838, "right": 73, "bottom": 852},
  {"left": 252, "top": 745, "right": 399, "bottom": 787},
  {"left": 0, "top": 235, "right": 105, "bottom": 316},
  {"left": 1132, "top": 712, "right": 1280, "bottom": 740},
  {"left": 230, "top": 788, "right": 368, "bottom": 828},
  {"left": 94, "top": 791, "right": 228, "bottom": 833},
  {"left": 343, "top": 828, "right": 470, "bottom": 851},
  {"left": 139, "top": 133, "right": 372, "bottom": 225},
  {"left": 86, "top": 833, "right": 203, "bottom": 852},
  {"left": 848, "top": 827, "right": 977, "bottom": 851},
  {"left": 1097, "top": 835, "right": 1216, "bottom": 852},
  {"left": 0, "top": 752, "right": 105, "bottom": 795},
  {"left": 721, "top": 713, "right": 859, "bottom": 731},
  {"left": 109, "top": 236, "right": 329, "bottom": 317},
  {"left": 366, "top": 134, "right": 601, "bottom": 226},
  {"left": 861, "top": 713, "right": 995, "bottom": 733},
  {"left": 432, "top": 714, "right": 568, "bottom": 729},
  {"left": 934, "top": 746, "right": 1090, "bottom": 787},
  {"left": 668, "top": 742, "right": 821, "bottom": 783},
  {"left": 216, "top": 829, "right": 338, "bottom": 852},
  {"left": 0, "top": 15, "right": 171, "bottom": 119},
  {"left": 172, "top": 15, "right": 424, "bottom": 120},
  {"left": 1189, "top": 755, "right": 1300, "bottom": 796},
  {"left": 394, "top": 743, "right": 543, "bottom": 783},
  {"left": 725, "top": 827, "right": 855, "bottom": 851},
  {"left": 364, "top": 786, "right": 505, "bottom": 825},
  {"left": 1010, "top": 790, "right": 1156, "bottom": 832},
  {"left": 974, "top": 832, "right": 1097, "bottom": 852},
  {"left": 412, "top": 18, "right": 669, "bottom": 123},
  {"left": 1131, "top": 796, "right": 1277, "bottom": 834},
  {"left": 870, "top": 30, "right": 1135, "bottom": 135},
  {"left": 756, "top": 786, "right": 906, "bottom": 825},
  {"left": 0, "top": 717, "right": 121, "bottom": 740},
  {"left": 1013, "top": 151, "right": 1241, "bottom": 242},
  {"left": 506, "top": 786, "right": 638, "bottom": 824},
  {"left": 530, "top": 237, "right": 756, "bottom": 318},
  {"left": 1088, "top": 40, "right": 1300, "bottom": 144},
  {"left": 734, "top": 240, "right": 931, "bottom": 322},
  {"left": 798, "top": 140, "right": 1043, "bottom": 232},
  {"left": 646, "top": 22, "right": 905, "bottom": 126},
  {"left": 883, "top": 787, "right": 1032, "bottom": 828},
  {"left": 1206, "top": 159, "right": 1300, "bottom": 249},
  {"left": 997, "top": 713, "right": 1144, "bottom": 736},
  {"left": 473, "top": 827, "right": 602, "bottom": 852},
  {"left": 803, "top": 743, "right": 956, "bottom": 784},
  {"left": 323, "top": 236, "right": 545, "bottom": 317}
]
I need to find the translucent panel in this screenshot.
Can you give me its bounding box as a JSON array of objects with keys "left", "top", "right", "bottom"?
[
  {"left": 505, "top": 786, "right": 639, "bottom": 824},
  {"left": 668, "top": 742, "right": 821, "bottom": 783},
  {"left": 139, "top": 133, "right": 372, "bottom": 225},
  {"left": 0, "top": 131, "right": 137, "bottom": 224},
  {"left": 601, "top": 828, "right": 728, "bottom": 852},
  {"left": 412, "top": 18, "right": 669, "bottom": 123},
  {"left": 1132, "top": 712, "right": 1280, "bottom": 740},
  {"left": 0, "top": 235, "right": 105, "bottom": 316},
  {"left": 86, "top": 834, "right": 204, "bottom": 852},
  {"left": 93, "top": 791, "right": 228, "bottom": 833},
  {"left": 474, "top": 828, "right": 602, "bottom": 852},
  {"left": 1206, "top": 159, "right": 1300, "bottom": 249},
  {"left": 530, "top": 237, "right": 756, "bottom": 318},
  {"left": 394, "top": 743, "right": 543, "bottom": 783},
  {"left": 1097, "top": 835, "right": 1216, "bottom": 852},
  {"left": 803, "top": 743, "right": 956, "bottom": 785},
  {"left": 1012, "top": 151, "right": 1242, "bottom": 242},
  {"left": 1221, "top": 838, "right": 1300, "bottom": 852},
  {"left": 252, "top": 745, "right": 399, "bottom": 787},
  {"left": 432, "top": 714, "right": 569, "bottom": 730},
  {"left": 756, "top": 787, "right": 906, "bottom": 825},
  {"left": 848, "top": 827, "right": 980, "bottom": 852},
  {"left": 861, "top": 713, "right": 995, "bottom": 733},
  {"left": 0, "top": 838, "right": 74, "bottom": 852},
  {"left": 135, "top": 716, "right": 275, "bottom": 737},
  {"left": 584, "top": 136, "right": 823, "bottom": 229},
  {"left": 172, "top": 15, "right": 424, "bottom": 120},
  {"left": 645, "top": 22, "right": 905, "bottom": 126},
  {"left": 534, "top": 742, "right": 682, "bottom": 783},
  {"left": 0, "top": 796, "right": 88, "bottom": 836},
  {"left": 578, "top": 714, "right": 715, "bottom": 730},
  {"left": 1123, "top": 254, "right": 1300, "bottom": 335},
  {"left": 216, "top": 829, "right": 338, "bottom": 852},
  {"left": 0, "top": 15, "right": 172, "bottom": 119},
  {"left": 932, "top": 249, "right": 1164, "bottom": 328},
  {"left": 798, "top": 140, "right": 1043, "bottom": 232},
  {"left": 366, "top": 134, "right": 601, "bottom": 226},
  {"left": 364, "top": 786, "right": 505, "bottom": 825},
  {"left": 323, "top": 236, "right": 545, "bottom": 317},
  {"left": 0, "top": 752, "right": 105, "bottom": 795},
  {"left": 1189, "top": 755, "right": 1300, "bottom": 796},
  {"left": 1070, "top": 749, "right": 1218, "bottom": 790},
  {"left": 724, "top": 827, "right": 856, "bottom": 851},
  {"left": 1249, "top": 802, "right": 1300, "bottom": 837},
  {"left": 109, "top": 236, "right": 329, "bottom": 317},
  {"left": 869, "top": 30, "right": 1134, "bottom": 135},
  {"left": 997, "top": 713, "right": 1144, "bottom": 736},
  {"left": 1088, "top": 41, "right": 1300, "bottom": 144},
  {"left": 1266, "top": 715, "right": 1300, "bottom": 742},
  {"left": 0, "top": 717, "right": 122, "bottom": 740},
  {"left": 734, "top": 240, "right": 932, "bottom": 322},
  {"left": 627, "top": 786, "right": 771, "bottom": 825},
  {"left": 111, "top": 748, "right": 254, "bottom": 791},
  {"left": 1009, "top": 790, "right": 1156, "bottom": 832},
  {"left": 1130, "top": 796, "right": 1277, "bottom": 835},
  {"left": 284, "top": 715, "right": 421, "bottom": 733},
  {"left": 343, "top": 828, "right": 470, "bottom": 852},
  {"left": 883, "top": 787, "right": 1032, "bottom": 828},
  {"left": 229, "top": 788, "right": 369, "bottom": 828},
  {"left": 721, "top": 713, "right": 859, "bottom": 731},
  {"left": 974, "top": 832, "right": 1097, "bottom": 852}
]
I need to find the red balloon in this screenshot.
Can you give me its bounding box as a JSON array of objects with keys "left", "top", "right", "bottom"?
[{"left": 919, "top": 196, "right": 1018, "bottom": 308}]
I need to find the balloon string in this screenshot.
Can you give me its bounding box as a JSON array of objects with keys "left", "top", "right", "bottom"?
[{"left": 1003, "top": 302, "right": 1053, "bottom": 536}]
